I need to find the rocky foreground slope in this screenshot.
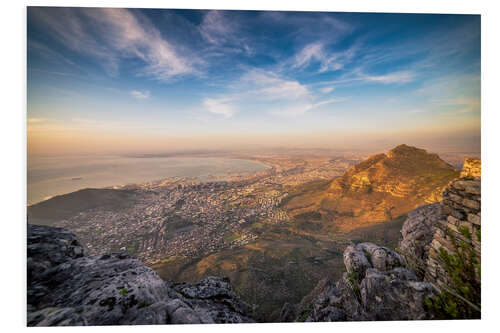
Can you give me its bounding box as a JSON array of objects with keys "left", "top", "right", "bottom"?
[{"left": 27, "top": 224, "right": 254, "bottom": 326}]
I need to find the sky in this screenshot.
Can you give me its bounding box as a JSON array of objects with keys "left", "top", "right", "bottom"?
[{"left": 27, "top": 8, "right": 481, "bottom": 155}]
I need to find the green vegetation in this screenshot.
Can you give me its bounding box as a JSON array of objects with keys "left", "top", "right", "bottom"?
[
  {"left": 119, "top": 288, "right": 129, "bottom": 296},
  {"left": 424, "top": 226, "right": 481, "bottom": 319},
  {"left": 224, "top": 233, "right": 240, "bottom": 243},
  {"left": 162, "top": 214, "right": 195, "bottom": 239},
  {"left": 138, "top": 300, "right": 151, "bottom": 309},
  {"left": 346, "top": 272, "right": 361, "bottom": 299},
  {"left": 295, "top": 211, "right": 322, "bottom": 221},
  {"left": 297, "top": 309, "right": 311, "bottom": 322}
]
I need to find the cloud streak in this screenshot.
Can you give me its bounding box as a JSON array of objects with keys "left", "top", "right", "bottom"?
[
  {"left": 30, "top": 7, "right": 199, "bottom": 81},
  {"left": 203, "top": 69, "right": 345, "bottom": 118},
  {"left": 292, "top": 42, "right": 357, "bottom": 73},
  {"left": 130, "top": 90, "right": 150, "bottom": 99}
]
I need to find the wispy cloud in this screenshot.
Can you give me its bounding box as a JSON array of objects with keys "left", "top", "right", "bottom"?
[
  {"left": 130, "top": 90, "right": 151, "bottom": 99},
  {"left": 292, "top": 42, "right": 357, "bottom": 73},
  {"left": 203, "top": 98, "right": 237, "bottom": 118},
  {"left": 199, "top": 10, "right": 253, "bottom": 56},
  {"left": 199, "top": 11, "right": 233, "bottom": 46},
  {"left": 362, "top": 70, "right": 415, "bottom": 84},
  {"left": 30, "top": 8, "right": 199, "bottom": 81},
  {"left": 320, "top": 87, "right": 335, "bottom": 94},
  {"left": 202, "top": 69, "right": 345, "bottom": 118},
  {"left": 432, "top": 97, "right": 481, "bottom": 114},
  {"left": 261, "top": 11, "right": 352, "bottom": 42},
  {"left": 239, "top": 70, "right": 310, "bottom": 101}
]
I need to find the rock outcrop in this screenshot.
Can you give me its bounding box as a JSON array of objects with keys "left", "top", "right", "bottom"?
[
  {"left": 399, "top": 203, "right": 441, "bottom": 278},
  {"left": 292, "top": 243, "right": 436, "bottom": 322},
  {"left": 460, "top": 158, "right": 481, "bottom": 179},
  {"left": 27, "top": 224, "right": 254, "bottom": 326},
  {"left": 425, "top": 177, "right": 481, "bottom": 291}
]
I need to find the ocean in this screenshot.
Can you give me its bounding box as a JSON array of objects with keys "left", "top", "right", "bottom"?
[{"left": 27, "top": 154, "right": 269, "bottom": 205}]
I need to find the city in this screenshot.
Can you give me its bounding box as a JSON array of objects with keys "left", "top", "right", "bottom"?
[{"left": 48, "top": 154, "right": 362, "bottom": 265}]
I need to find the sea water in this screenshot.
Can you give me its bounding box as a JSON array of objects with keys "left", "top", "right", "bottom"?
[{"left": 27, "top": 154, "right": 269, "bottom": 205}]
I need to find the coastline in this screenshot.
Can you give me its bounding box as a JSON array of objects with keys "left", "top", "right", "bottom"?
[{"left": 27, "top": 156, "right": 271, "bottom": 206}]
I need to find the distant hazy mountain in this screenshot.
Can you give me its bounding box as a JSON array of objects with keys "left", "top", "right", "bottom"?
[{"left": 284, "top": 144, "right": 459, "bottom": 232}]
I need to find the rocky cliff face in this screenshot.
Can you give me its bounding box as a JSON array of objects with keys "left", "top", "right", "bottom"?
[
  {"left": 425, "top": 177, "right": 481, "bottom": 291},
  {"left": 27, "top": 224, "right": 254, "bottom": 326},
  {"left": 398, "top": 203, "right": 441, "bottom": 278}
]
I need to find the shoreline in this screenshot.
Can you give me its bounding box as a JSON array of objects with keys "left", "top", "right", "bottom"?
[{"left": 27, "top": 156, "right": 271, "bottom": 206}]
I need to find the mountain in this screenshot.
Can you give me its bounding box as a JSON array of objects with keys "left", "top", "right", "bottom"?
[{"left": 284, "top": 144, "right": 460, "bottom": 232}]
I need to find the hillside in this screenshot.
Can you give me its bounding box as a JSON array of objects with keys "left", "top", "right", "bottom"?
[
  {"left": 27, "top": 188, "right": 138, "bottom": 225},
  {"left": 284, "top": 144, "right": 459, "bottom": 232}
]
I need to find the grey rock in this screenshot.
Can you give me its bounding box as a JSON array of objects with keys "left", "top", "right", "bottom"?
[
  {"left": 27, "top": 224, "right": 254, "bottom": 326},
  {"left": 356, "top": 243, "right": 405, "bottom": 272},
  {"left": 280, "top": 302, "right": 297, "bottom": 322},
  {"left": 343, "top": 244, "right": 371, "bottom": 277},
  {"left": 170, "top": 277, "right": 254, "bottom": 323},
  {"left": 27, "top": 224, "right": 85, "bottom": 282},
  {"left": 27, "top": 307, "right": 87, "bottom": 326},
  {"left": 361, "top": 268, "right": 435, "bottom": 320},
  {"left": 399, "top": 203, "right": 440, "bottom": 277},
  {"left": 29, "top": 252, "right": 170, "bottom": 325},
  {"left": 300, "top": 242, "right": 436, "bottom": 322}
]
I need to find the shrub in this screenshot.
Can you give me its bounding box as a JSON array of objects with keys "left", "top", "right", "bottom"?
[{"left": 424, "top": 226, "right": 480, "bottom": 319}]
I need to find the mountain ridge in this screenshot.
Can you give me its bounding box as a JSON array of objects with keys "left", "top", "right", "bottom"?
[{"left": 284, "top": 144, "right": 459, "bottom": 232}]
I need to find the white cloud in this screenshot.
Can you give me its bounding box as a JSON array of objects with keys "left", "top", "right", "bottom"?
[
  {"left": 293, "top": 42, "right": 324, "bottom": 69},
  {"left": 320, "top": 87, "right": 335, "bottom": 94},
  {"left": 199, "top": 68, "right": 346, "bottom": 119},
  {"left": 292, "top": 42, "right": 357, "bottom": 73},
  {"left": 203, "top": 98, "right": 237, "bottom": 118},
  {"left": 362, "top": 71, "right": 415, "bottom": 84},
  {"left": 271, "top": 98, "right": 344, "bottom": 117},
  {"left": 199, "top": 10, "right": 253, "bottom": 56},
  {"left": 202, "top": 69, "right": 345, "bottom": 118},
  {"left": 199, "top": 11, "right": 233, "bottom": 45},
  {"left": 31, "top": 8, "right": 198, "bottom": 81},
  {"left": 130, "top": 90, "right": 150, "bottom": 99},
  {"left": 239, "top": 70, "right": 310, "bottom": 101}
]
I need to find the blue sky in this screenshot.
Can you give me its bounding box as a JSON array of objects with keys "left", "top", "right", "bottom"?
[{"left": 27, "top": 8, "right": 480, "bottom": 154}]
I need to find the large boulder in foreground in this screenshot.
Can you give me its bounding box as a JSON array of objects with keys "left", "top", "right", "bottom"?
[
  {"left": 27, "top": 224, "right": 254, "bottom": 326},
  {"left": 299, "top": 242, "right": 436, "bottom": 322}
]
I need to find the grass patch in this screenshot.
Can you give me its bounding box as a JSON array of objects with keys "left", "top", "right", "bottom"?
[
  {"left": 119, "top": 288, "right": 129, "bottom": 296},
  {"left": 224, "top": 233, "right": 240, "bottom": 243}
]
